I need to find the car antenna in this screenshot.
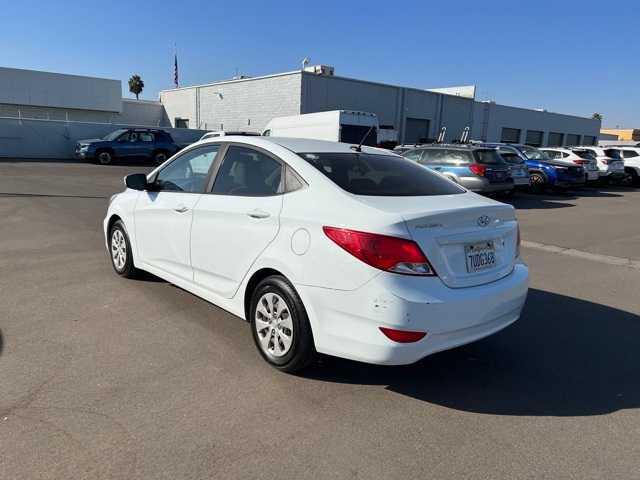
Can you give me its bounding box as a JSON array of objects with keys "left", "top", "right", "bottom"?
[{"left": 351, "top": 124, "right": 376, "bottom": 152}]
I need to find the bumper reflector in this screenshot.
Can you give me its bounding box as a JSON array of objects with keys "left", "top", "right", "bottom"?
[{"left": 379, "top": 327, "right": 427, "bottom": 343}]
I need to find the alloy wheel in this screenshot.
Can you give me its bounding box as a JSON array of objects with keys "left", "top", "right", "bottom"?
[
  {"left": 254, "top": 293, "right": 294, "bottom": 358},
  {"left": 111, "top": 229, "right": 127, "bottom": 271}
]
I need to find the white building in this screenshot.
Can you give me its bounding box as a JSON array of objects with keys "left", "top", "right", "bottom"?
[{"left": 159, "top": 65, "right": 601, "bottom": 147}]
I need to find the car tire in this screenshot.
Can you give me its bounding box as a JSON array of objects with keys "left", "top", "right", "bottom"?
[
  {"left": 96, "top": 150, "right": 113, "bottom": 165},
  {"left": 108, "top": 220, "right": 139, "bottom": 278},
  {"left": 153, "top": 150, "right": 169, "bottom": 166},
  {"left": 529, "top": 172, "right": 546, "bottom": 193},
  {"left": 249, "top": 275, "right": 316, "bottom": 373}
]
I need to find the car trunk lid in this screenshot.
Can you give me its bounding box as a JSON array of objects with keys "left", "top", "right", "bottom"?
[{"left": 354, "top": 193, "right": 519, "bottom": 288}]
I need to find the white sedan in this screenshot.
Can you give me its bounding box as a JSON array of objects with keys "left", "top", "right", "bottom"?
[{"left": 105, "top": 136, "right": 529, "bottom": 372}]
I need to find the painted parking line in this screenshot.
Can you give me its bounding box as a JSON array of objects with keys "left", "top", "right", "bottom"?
[{"left": 522, "top": 240, "right": 640, "bottom": 271}]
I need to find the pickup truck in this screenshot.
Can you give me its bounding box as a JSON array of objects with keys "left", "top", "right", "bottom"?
[{"left": 75, "top": 128, "right": 180, "bottom": 165}]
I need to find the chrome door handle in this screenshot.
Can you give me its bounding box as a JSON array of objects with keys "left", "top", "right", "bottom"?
[
  {"left": 174, "top": 205, "right": 189, "bottom": 213},
  {"left": 247, "top": 209, "right": 270, "bottom": 219}
]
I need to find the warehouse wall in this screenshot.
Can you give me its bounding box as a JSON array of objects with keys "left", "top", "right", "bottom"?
[
  {"left": 160, "top": 72, "right": 302, "bottom": 131},
  {"left": 471, "top": 102, "right": 601, "bottom": 146},
  {"left": 302, "top": 74, "right": 400, "bottom": 127},
  {"left": 0, "top": 66, "right": 122, "bottom": 113}
]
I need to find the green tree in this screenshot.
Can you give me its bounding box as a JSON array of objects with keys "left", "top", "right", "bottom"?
[
  {"left": 592, "top": 112, "right": 603, "bottom": 120},
  {"left": 128, "top": 74, "right": 144, "bottom": 100}
]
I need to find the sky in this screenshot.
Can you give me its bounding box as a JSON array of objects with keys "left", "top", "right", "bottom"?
[{"left": 1, "top": 0, "right": 638, "bottom": 127}]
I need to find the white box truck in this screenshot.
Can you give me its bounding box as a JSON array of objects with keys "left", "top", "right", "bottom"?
[{"left": 262, "top": 110, "right": 378, "bottom": 146}]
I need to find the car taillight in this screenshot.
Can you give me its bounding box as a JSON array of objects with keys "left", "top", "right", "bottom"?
[
  {"left": 573, "top": 159, "right": 588, "bottom": 165},
  {"left": 601, "top": 158, "right": 610, "bottom": 165},
  {"left": 379, "top": 327, "right": 427, "bottom": 343},
  {"left": 516, "top": 224, "right": 521, "bottom": 258},
  {"left": 469, "top": 164, "right": 487, "bottom": 176},
  {"left": 323, "top": 227, "right": 436, "bottom": 276}
]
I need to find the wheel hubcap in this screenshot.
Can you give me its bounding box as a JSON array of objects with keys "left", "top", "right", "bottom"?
[
  {"left": 99, "top": 153, "right": 110, "bottom": 164},
  {"left": 255, "top": 293, "right": 293, "bottom": 358},
  {"left": 111, "top": 230, "right": 127, "bottom": 271}
]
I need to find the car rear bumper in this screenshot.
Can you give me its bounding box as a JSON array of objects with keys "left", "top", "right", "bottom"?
[
  {"left": 297, "top": 263, "right": 529, "bottom": 365},
  {"left": 461, "top": 177, "right": 514, "bottom": 192}
]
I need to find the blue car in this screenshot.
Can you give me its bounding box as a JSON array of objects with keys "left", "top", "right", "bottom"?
[
  {"left": 75, "top": 128, "right": 180, "bottom": 165},
  {"left": 482, "top": 143, "right": 586, "bottom": 192}
]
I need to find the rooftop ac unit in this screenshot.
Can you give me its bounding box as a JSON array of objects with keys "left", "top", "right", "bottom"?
[{"left": 304, "top": 65, "right": 335, "bottom": 76}]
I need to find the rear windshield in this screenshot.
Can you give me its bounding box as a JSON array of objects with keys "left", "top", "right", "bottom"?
[
  {"left": 474, "top": 149, "right": 506, "bottom": 165},
  {"left": 604, "top": 149, "right": 622, "bottom": 159},
  {"left": 519, "top": 145, "right": 551, "bottom": 161},
  {"left": 574, "top": 150, "right": 596, "bottom": 159},
  {"left": 498, "top": 151, "right": 525, "bottom": 164},
  {"left": 299, "top": 152, "right": 465, "bottom": 196}
]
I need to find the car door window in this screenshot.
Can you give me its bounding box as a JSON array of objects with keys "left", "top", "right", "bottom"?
[
  {"left": 117, "top": 132, "right": 131, "bottom": 143},
  {"left": 129, "top": 132, "right": 140, "bottom": 143},
  {"left": 139, "top": 132, "right": 154, "bottom": 142},
  {"left": 623, "top": 150, "right": 639, "bottom": 158},
  {"left": 211, "top": 146, "right": 282, "bottom": 196},
  {"left": 154, "top": 146, "right": 219, "bottom": 193}
]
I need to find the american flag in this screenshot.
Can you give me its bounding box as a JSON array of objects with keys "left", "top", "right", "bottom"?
[{"left": 174, "top": 54, "right": 179, "bottom": 88}]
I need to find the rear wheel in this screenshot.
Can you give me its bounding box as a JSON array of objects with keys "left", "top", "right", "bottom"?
[
  {"left": 96, "top": 150, "right": 113, "bottom": 165},
  {"left": 249, "top": 275, "right": 316, "bottom": 373},
  {"left": 153, "top": 150, "right": 169, "bottom": 166}
]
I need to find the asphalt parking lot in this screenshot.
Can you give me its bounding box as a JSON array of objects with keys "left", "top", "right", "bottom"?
[{"left": 2, "top": 161, "right": 639, "bottom": 479}]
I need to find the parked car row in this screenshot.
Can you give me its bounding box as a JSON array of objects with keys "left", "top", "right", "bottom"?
[{"left": 396, "top": 142, "right": 640, "bottom": 195}]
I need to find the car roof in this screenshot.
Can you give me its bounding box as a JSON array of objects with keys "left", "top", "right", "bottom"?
[
  {"left": 200, "top": 135, "right": 394, "bottom": 155},
  {"left": 416, "top": 144, "right": 491, "bottom": 151}
]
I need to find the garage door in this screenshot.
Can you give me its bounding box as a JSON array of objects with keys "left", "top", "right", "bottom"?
[
  {"left": 566, "top": 134, "right": 581, "bottom": 146},
  {"left": 405, "top": 118, "right": 430, "bottom": 144},
  {"left": 500, "top": 128, "right": 521, "bottom": 143},
  {"left": 548, "top": 132, "right": 564, "bottom": 146},
  {"left": 525, "top": 130, "right": 544, "bottom": 147}
]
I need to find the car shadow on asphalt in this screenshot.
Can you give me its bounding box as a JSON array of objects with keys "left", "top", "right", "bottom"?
[
  {"left": 304, "top": 288, "right": 640, "bottom": 417},
  {"left": 503, "top": 194, "right": 577, "bottom": 210}
]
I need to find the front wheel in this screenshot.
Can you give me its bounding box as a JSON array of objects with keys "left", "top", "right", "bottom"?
[
  {"left": 109, "top": 220, "right": 139, "bottom": 278},
  {"left": 529, "top": 172, "right": 546, "bottom": 193},
  {"left": 96, "top": 150, "right": 113, "bottom": 165},
  {"left": 249, "top": 276, "right": 316, "bottom": 373}
]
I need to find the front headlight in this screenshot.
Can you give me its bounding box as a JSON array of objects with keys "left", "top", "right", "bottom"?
[{"left": 80, "top": 144, "right": 90, "bottom": 151}]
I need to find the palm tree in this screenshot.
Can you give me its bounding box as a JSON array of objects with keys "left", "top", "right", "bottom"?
[
  {"left": 128, "top": 74, "right": 144, "bottom": 100},
  {"left": 592, "top": 112, "right": 603, "bottom": 120}
]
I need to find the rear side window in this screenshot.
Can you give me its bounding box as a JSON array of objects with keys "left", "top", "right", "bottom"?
[
  {"left": 474, "top": 149, "right": 506, "bottom": 165},
  {"left": 419, "top": 149, "right": 473, "bottom": 165},
  {"left": 623, "top": 150, "right": 639, "bottom": 158},
  {"left": 403, "top": 150, "right": 423, "bottom": 161},
  {"left": 212, "top": 146, "right": 282, "bottom": 196},
  {"left": 299, "top": 152, "right": 464, "bottom": 196}
]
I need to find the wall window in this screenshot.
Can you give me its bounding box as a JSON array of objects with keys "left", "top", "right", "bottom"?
[
  {"left": 175, "top": 118, "right": 189, "bottom": 128},
  {"left": 500, "top": 128, "right": 521, "bottom": 143},
  {"left": 566, "top": 134, "right": 581, "bottom": 146},
  {"left": 525, "top": 130, "right": 544, "bottom": 147},
  {"left": 547, "top": 132, "right": 564, "bottom": 146}
]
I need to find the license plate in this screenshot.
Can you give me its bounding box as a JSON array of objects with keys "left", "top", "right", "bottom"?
[
  {"left": 588, "top": 171, "right": 599, "bottom": 180},
  {"left": 465, "top": 241, "right": 496, "bottom": 273}
]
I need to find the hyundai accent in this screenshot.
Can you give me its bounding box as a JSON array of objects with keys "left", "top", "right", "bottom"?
[{"left": 104, "top": 136, "right": 529, "bottom": 372}]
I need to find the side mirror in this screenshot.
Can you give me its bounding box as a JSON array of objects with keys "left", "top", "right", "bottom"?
[{"left": 125, "top": 173, "right": 149, "bottom": 191}]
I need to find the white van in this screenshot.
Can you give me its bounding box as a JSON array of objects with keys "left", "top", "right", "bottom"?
[{"left": 262, "top": 110, "right": 378, "bottom": 146}]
